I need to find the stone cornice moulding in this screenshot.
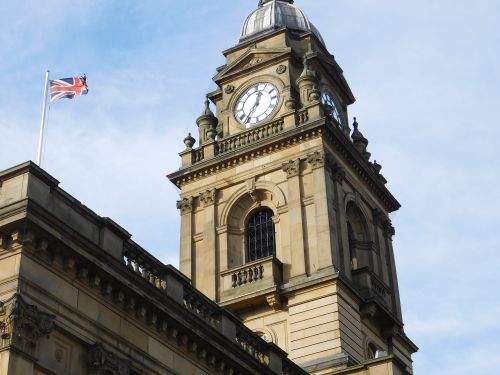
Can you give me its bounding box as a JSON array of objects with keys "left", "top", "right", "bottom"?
[{"left": 168, "top": 118, "right": 399, "bottom": 212}]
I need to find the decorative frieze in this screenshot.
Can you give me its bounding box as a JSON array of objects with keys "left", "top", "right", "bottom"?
[
  {"left": 176, "top": 197, "right": 194, "bottom": 215},
  {"left": 88, "top": 342, "right": 131, "bottom": 375},
  {"left": 200, "top": 188, "right": 217, "bottom": 207},
  {"left": 0, "top": 294, "right": 55, "bottom": 357},
  {"left": 282, "top": 159, "right": 300, "bottom": 179}
]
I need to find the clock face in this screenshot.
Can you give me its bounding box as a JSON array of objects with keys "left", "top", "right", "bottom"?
[
  {"left": 321, "top": 92, "right": 345, "bottom": 128},
  {"left": 234, "top": 83, "right": 279, "bottom": 127}
]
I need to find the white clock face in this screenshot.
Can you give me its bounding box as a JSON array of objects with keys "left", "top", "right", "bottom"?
[
  {"left": 321, "top": 92, "right": 345, "bottom": 128},
  {"left": 234, "top": 83, "right": 279, "bottom": 127}
]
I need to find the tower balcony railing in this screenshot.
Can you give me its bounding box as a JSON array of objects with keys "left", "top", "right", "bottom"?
[
  {"left": 352, "top": 267, "right": 392, "bottom": 309},
  {"left": 220, "top": 256, "right": 283, "bottom": 306}
]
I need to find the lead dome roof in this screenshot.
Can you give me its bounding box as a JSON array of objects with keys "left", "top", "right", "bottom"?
[{"left": 240, "top": 0, "right": 325, "bottom": 46}]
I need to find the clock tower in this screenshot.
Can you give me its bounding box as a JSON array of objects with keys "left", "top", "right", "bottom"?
[{"left": 168, "top": 1, "right": 417, "bottom": 374}]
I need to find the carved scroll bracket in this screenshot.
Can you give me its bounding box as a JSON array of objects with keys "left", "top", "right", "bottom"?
[
  {"left": 0, "top": 294, "right": 55, "bottom": 357},
  {"left": 88, "top": 342, "right": 131, "bottom": 375}
]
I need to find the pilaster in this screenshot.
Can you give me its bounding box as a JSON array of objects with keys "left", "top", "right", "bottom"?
[
  {"left": 282, "top": 159, "right": 306, "bottom": 277},
  {"left": 331, "top": 163, "right": 352, "bottom": 278},
  {"left": 306, "top": 151, "right": 340, "bottom": 271},
  {"left": 177, "top": 197, "right": 194, "bottom": 279},
  {"left": 200, "top": 189, "right": 217, "bottom": 300}
]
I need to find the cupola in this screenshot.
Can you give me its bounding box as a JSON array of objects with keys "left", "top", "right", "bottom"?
[{"left": 240, "top": 0, "right": 325, "bottom": 46}]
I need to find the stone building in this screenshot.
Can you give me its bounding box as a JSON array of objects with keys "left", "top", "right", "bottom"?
[{"left": 0, "top": 1, "right": 416, "bottom": 374}]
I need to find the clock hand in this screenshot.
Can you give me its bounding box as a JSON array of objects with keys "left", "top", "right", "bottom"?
[{"left": 245, "top": 92, "right": 263, "bottom": 124}]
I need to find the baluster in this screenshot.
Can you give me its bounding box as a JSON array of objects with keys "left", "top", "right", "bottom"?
[
  {"left": 243, "top": 270, "right": 248, "bottom": 284},
  {"left": 254, "top": 267, "right": 259, "bottom": 281},
  {"left": 238, "top": 271, "right": 243, "bottom": 286},
  {"left": 248, "top": 268, "right": 253, "bottom": 283},
  {"left": 259, "top": 265, "right": 264, "bottom": 279},
  {"left": 232, "top": 274, "right": 237, "bottom": 288}
]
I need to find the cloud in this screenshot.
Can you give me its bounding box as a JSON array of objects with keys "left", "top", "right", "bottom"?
[{"left": 1, "top": 2, "right": 500, "bottom": 375}]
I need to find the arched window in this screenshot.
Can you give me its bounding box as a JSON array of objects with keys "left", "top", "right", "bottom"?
[
  {"left": 367, "top": 342, "right": 378, "bottom": 359},
  {"left": 246, "top": 208, "right": 276, "bottom": 262},
  {"left": 346, "top": 202, "right": 370, "bottom": 271}
]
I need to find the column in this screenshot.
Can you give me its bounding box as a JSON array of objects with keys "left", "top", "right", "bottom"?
[
  {"left": 282, "top": 159, "right": 306, "bottom": 277},
  {"left": 177, "top": 197, "right": 194, "bottom": 279},
  {"left": 200, "top": 188, "right": 217, "bottom": 300}
]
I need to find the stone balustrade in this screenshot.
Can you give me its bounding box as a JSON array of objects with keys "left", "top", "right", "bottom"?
[
  {"left": 122, "top": 245, "right": 168, "bottom": 292},
  {"left": 221, "top": 256, "right": 283, "bottom": 304},
  {"left": 120, "top": 246, "right": 303, "bottom": 374},
  {"left": 236, "top": 329, "right": 270, "bottom": 366},
  {"left": 216, "top": 118, "right": 285, "bottom": 156},
  {"left": 352, "top": 267, "right": 392, "bottom": 308}
]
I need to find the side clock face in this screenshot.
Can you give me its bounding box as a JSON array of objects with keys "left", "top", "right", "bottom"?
[
  {"left": 321, "top": 92, "right": 345, "bottom": 128},
  {"left": 234, "top": 83, "right": 279, "bottom": 127}
]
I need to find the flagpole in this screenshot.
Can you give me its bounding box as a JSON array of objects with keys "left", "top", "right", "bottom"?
[{"left": 36, "top": 70, "right": 50, "bottom": 166}]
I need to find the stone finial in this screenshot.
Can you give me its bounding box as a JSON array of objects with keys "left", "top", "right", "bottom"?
[
  {"left": 299, "top": 56, "right": 315, "bottom": 80},
  {"left": 351, "top": 117, "right": 370, "bottom": 160},
  {"left": 196, "top": 97, "right": 218, "bottom": 144},
  {"left": 183, "top": 133, "right": 196, "bottom": 149},
  {"left": 373, "top": 160, "right": 382, "bottom": 174}
]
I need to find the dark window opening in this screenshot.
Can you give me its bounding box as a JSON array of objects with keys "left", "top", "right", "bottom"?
[{"left": 246, "top": 208, "right": 276, "bottom": 262}]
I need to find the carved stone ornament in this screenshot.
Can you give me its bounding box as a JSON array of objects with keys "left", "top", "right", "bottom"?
[
  {"left": 282, "top": 159, "right": 300, "bottom": 179},
  {"left": 224, "top": 85, "right": 235, "bottom": 94},
  {"left": 0, "top": 294, "right": 55, "bottom": 357},
  {"left": 246, "top": 178, "right": 259, "bottom": 202},
  {"left": 176, "top": 197, "right": 194, "bottom": 215},
  {"left": 88, "top": 342, "right": 131, "bottom": 375},
  {"left": 306, "top": 151, "right": 329, "bottom": 170},
  {"left": 276, "top": 64, "right": 287, "bottom": 74},
  {"left": 266, "top": 293, "right": 283, "bottom": 311},
  {"left": 331, "top": 163, "right": 346, "bottom": 183},
  {"left": 200, "top": 188, "right": 217, "bottom": 207}
]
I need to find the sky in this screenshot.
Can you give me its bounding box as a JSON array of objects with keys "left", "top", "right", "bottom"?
[{"left": 1, "top": 1, "right": 499, "bottom": 374}]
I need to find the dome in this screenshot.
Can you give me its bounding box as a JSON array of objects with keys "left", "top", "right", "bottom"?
[{"left": 240, "top": 0, "right": 325, "bottom": 45}]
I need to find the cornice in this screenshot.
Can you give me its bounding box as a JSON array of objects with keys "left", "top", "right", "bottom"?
[
  {"left": 168, "top": 116, "right": 400, "bottom": 212},
  {"left": 0, "top": 161, "right": 59, "bottom": 188}
]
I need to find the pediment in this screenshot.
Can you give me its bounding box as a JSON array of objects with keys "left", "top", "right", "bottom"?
[{"left": 214, "top": 48, "right": 291, "bottom": 83}]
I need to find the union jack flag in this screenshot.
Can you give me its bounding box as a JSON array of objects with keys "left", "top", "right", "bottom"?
[{"left": 50, "top": 75, "right": 88, "bottom": 102}]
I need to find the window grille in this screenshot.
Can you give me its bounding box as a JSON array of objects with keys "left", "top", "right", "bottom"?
[{"left": 246, "top": 208, "right": 276, "bottom": 262}]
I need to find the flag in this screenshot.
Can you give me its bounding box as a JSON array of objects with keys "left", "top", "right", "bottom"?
[{"left": 50, "top": 75, "right": 88, "bottom": 102}]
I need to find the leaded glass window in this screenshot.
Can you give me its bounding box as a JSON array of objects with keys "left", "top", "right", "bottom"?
[{"left": 246, "top": 208, "right": 276, "bottom": 262}]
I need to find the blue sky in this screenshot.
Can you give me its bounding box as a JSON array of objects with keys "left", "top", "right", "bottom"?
[{"left": 1, "top": 1, "right": 499, "bottom": 374}]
